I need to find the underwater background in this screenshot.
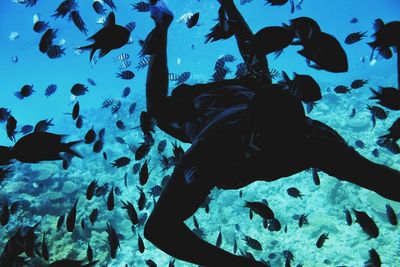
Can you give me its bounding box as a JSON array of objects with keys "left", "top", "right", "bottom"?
[{"left": 1, "top": 0, "right": 400, "bottom": 266}]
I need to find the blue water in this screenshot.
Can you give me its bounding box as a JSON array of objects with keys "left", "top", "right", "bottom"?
[{"left": 0, "top": 0, "right": 400, "bottom": 266}]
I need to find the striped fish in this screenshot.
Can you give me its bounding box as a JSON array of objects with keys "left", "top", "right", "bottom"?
[
  {"left": 211, "top": 67, "right": 229, "bottom": 82},
  {"left": 119, "top": 60, "right": 132, "bottom": 69},
  {"left": 102, "top": 98, "right": 115, "bottom": 108},
  {"left": 269, "top": 68, "right": 280, "bottom": 80},
  {"left": 235, "top": 63, "right": 247, "bottom": 78},
  {"left": 114, "top": 53, "right": 130, "bottom": 62},
  {"left": 136, "top": 56, "right": 150, "bottom": 70},
  {"left": 214, "top": 58, "right": 226, "bottom": 71},
  {"left": 132, "top": 1, "right": 149, "bottom": 12},
  {"left": 176, "top": 72, "right": 191, "bottom": 85},
  {"left": 168, "top": 73, "right": 179, "bottom": 81},
  {"left": 177, "top": 12, "right": 194, "bottom": 23},
  {"left": 222, "top": 54, "right": 236, "bottom": 62}
]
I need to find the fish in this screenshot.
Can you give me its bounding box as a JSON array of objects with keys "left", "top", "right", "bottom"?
[
  {"left": 129, "top": 102, "right": 137, "bottom": 116},
  {"left": 105, "top": 223, "right": 120, "bottom": 259},
  {"left": 15, "top": 84, "right": 35, "bottom": 99},
  {"left": 343, "top": 207, "right": 352, "bottom": 225},
  {"left": 349, "top": 108, "right": 356, "bottom": 119},
  {"left": 244, "top": 201, "right": 274, "bottom": 220},
  {"left": 116, "top": 120, "right": 126, "bottom": 130},
  {"left": 168, "top": 73, "right": 179, "bottom": 81},
  {"left": 87, "top": 78, "right": 97, "bottom": 86},
  {"left": 177, "top": 12, "right": 194, "bottom": 23},
  {"left": 175, "top": 72, "right": 191, "bottom": 85},
  {"left": 350, "top": 17, "right": 358, "bottom": 23},
  {"left": 136, "top": 55, "right": 151, "bottom": 70},
  {"left": 385, "top": 204, "right": 397, "bottom": 226},
  {"left": 114, "top": 53, "right": 130, "bottom": 62},
  {"left": 87, "top": 243, "right": 93, "bottom": 262},
  {"left": 103, "top": 0, "right": 117, "bottom": 10},
  {"left": 368, "top": 20, "right": 400, "bottom": 61},
  {"left": 298, "top": 32, "right": 348, "bottom": 73},
  {"left": 138, "top": 233, "right": 145, "bottom": 253},
  {"left": 344, "top": 31, "right": 367, "bottom": 45},
  {"left": 102, "top": 98, "right": 115, "bottom": 108},
  {"left": 52, "top": 0, "right": 77, "bottom": 18},
  {"left": 371, "top": 148, "right": 379, "bottom": 158},
  {"left": 146, "top": 259, "right": 157, "bottom": 267},
  {"left": 137, "top": 186, "right": 146, "bottom": 211},
  {"left": 132, "top": 163, "right": 141, "bottom": 174},
  {"left": 367, "top": 105, "right": 388, "bottom": 125},
  {"left": 117, "top": 70, "right": 135, "bottom": 80},
  {"left": 334, "top": 85, "right": 351, "bottom": 94},
  {"left": 365, "top": 249, "right": 381, "bottom": 267},
  {"left": 45, "top": 84, "right": 57, "bottom": 97},
  {"left": 111, "top": 157, "right": 131, "bottom": 168},
  {"left": 9, "top": 31, "right": 20, "bottom": 41},
  {"left": 251, "top": 26, "right": 293, "bottom": 60},
  {"left": 369, "top": 87, "right": 400, "bottom": 111},
  {"left": 86, "top": 180, "right": 98, "bottom": 200},
  {"left": 243, "top": 235, "right": 262, "bottom": 251},
  {"left": 266, "top": 218, "right": 281, "bottom": 231},
  {"left": 69, "top": 10, "right": 88, "bottom": 35},
  {"left": 187, "top": 12, "right": 200, "bottom": 29},
  {"left": 84, "top": 127, "right": 96, "bottom": 144},
  {"left": 311, "top": 168, "right": 320, "bottom": 185},
  {"left": 93, "top": 140, "right": 104, "bottom": 153},
  {"left": 92, "top": 1, "right": 106, "bottom": 15},
  {"left": 75, "top": 116, "right": 83, "bottom": 129},
  {"left": 280, "top": 71, "right": 322, "bottom": 103},
  {"left": 111, "top": 100, "right": 122, "bottom": 114},
  {"left": 316, "top": 233, "right": 328, "bottom": 248},
  {"left": 298, "top": 214, "right": 309, "bottom": 227},
  {"left": 6, "top": 116, "right": 17, "bottom": 142},
  {"left": 107, "top": 186, "right": 114, "bottom": 211},
  {"left": 379, "top": 118, "right": 400, "bottom": 142},
  {"left": 157, "top": 140, "right": 167, "bottom": 154},
  {"left": 205, "top": 6, "right": 235, "bottom": 43},
  {"left": 119, "top": 60, "right": 132, "bottom": 69},
  {"left": 377, "top": 138, "right": 400, "bottom": 154},
  {"left": 287, "top": 187, "right": 304, "bottom": 199},
  {"left": 132, "top": 1, "right": 150, "bottom": 12},
  {"left": 10, "top": 55, "right": 18, "bottom": 63},
  {"left": 350, "top": 79, "right": 368, "bottom": 89},
  {"left": 288, "top": 17, "right": 321, "bottom": 45},
  {"left": 33, "top": 20, "right": 49, "bottom": 33},
  {"left": 121, "top": 200, "right": 139, "bottom": 225},
  {"left": 39, "top": 29, "right": 58, "bottom": 53},
  {"left": 139, "top": 159, "right": 150, "bottom": 186},
  {"left": 71, "top": 83, "right": 88, "bottom": 96},
  {"left": 11, "top": 132, "right": 82, "bottom": 163},
  {"left": 34, "top": 118, "right": 54, "bottom": 132},
  {"left": 41, "top": 232, "right": 49, "bottom": 260},
  {"left": 66, "top": 199, "right": 78, "bottom": 232},
  {"left": 56, "top": 214, "right": 65, "bottom": 231},
  {"left": 89, "top": 208, "right": 98, "bottom": 225},
  {"left": 352, "top": 209, "right": 379, "bottom": 238},
  {"left": 79, "top": 12, "right": 130, "bottom": 61}
]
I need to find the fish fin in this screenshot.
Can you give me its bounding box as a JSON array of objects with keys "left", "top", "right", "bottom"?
[
  {"left": 378, "top": 46, "right": 392, "bottom": 59},
  {"left": 64, "top": 140, "right": 84, "bottom": 158},
  {"left": 373, "top": 19, "right": 384, "bottom": 33},
  {"left": 371, "top": 115, "right": 376, "bottom": 130},
  {"left": 290, "top": 0, "right": 295, "bottom": 13},
  {"left": 105, "top": 12, "right": 116, "bottom": 27}
]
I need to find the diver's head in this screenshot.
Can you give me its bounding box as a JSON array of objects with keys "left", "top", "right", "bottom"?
[{"left": 243, "top": 84, "right": 306, "bottom": 149}]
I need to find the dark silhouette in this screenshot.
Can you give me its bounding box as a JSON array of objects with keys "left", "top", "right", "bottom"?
[{"left": 143, "top": 1, "right": 400, "bottom": 266}]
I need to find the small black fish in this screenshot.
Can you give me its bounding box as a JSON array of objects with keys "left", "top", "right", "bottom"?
[
  {"left": 251, "top": 26, "right": 293, "bottom": 60},
  {"left": 350, "top": 17, "right": 358, "bottom": 23},
  {"left": 86, "top": 180, "right": 98, "bottom": 200},
  {"left": 355, "top": 140, "right": 365, "bottom": 149},
  {"left": 353, "top": 209, "right": 379, "bottom": 238},
  {"left": 187, "top": 12, "right": 200, "bottom": 29},
  {"left": 107, "top": 186, "right": 114, "bottom": 211},
  {"left": 385, "top": 204, "right": 397, "bottom": 226},
  {"left": 39, "top": 29, "right": 57, "bottom": 53},
  {"left": 367, "top": 105, "right": 388, "bottom": 120},
  {"left": 56, "top": 214, "right": 65, "bottom": 231},
  {"left": 87, "top": 78, "right": 96, "bottom": 86},
  {"left": 66, "top": 199, "right": 78, "bottom": 232},
  {"left": 244, "top": 201, "right": 274, "bottom": 220},
  {"left": 93, "top": 139, "right": 104, "bottom": 153},
  {"left": 128, "top": 102, "right": 137, "bottom": 115},
  {"left": 84, "top": 127, "right": 96, "bottom": 144},
  {"left": 81, "top": 218, "right": 85, "bottom": 230},
  {"left": 193, "top": 215, "right": 199, "bottom": 229},
  {"left": 87, "top": 243, "right": 93, "bottom": 262},
  {"left": 92, "top": 1, "right": 106, "bottom": 15},
  {"left": 372, "top": 148, "right": 379, "bottom": 158},
  {"left": 76, "top": 116, "right": 83, "bottom": 129},
  {"left": 52, "top": 0, "right": 77, "bottom": 18},
  {"left": 311, "top": 168, "right": 320, "bottom": 185},
  {"left": 145, "top": 259, "right": 157, "bottom": 267},
  {"left": 132, "top": 163, "right": 141, "bottom": 174},
  {"left": 106, "top": 223, "right": 120, "bottom": 259},
  {"left": 117, "top": 70, "right": 135, "bottom": 80},
  {"left": 103, "top": 151, "right": 107, "bottom": 160},
  {"left": 71, "top": 83, "right": 88, "bottom": 96},
  {"left": 377, "top": 138, "right": 400, "bottom": 154},
  {"left": 122, "top": 87, "right": 131, "bottom": 98},
  {"left": 15, "top": 84, "right": 35, "bottom": 99},
  {"left": 343, "top": 207, "right": 352, "bottom": 225},
  {"left": 345, "top": 31, "right": 367, "bottom": 44},
  {"left": 116, "top": 120, "right": 126, "bottom": 130},
  {"left": 316, "top": 233, "right": 329, "bottom": 248},
  {"left": 21, "top": 125, "right": 33, "bottom": 134},
  {"left": 366, "top": 248, "right": 381, "bottom": 267},
  {"left": 45, "top": 84, "right": 57, "bottom": 97},
  {"left": 6, "top": 116, "right": 17, "bottom": 142},
  {"left": 334, "top": 85, "right": 351, "bottom": 94},
  {"left": 157, "top": 140, "right": 167, "bottom": 154},
  {"left": 289, "top": 17, "right": 321, "bottom": 45},
  {"left": 33, "top": 20, "right": 49, "bottom": 33},
  {"left": 349, "top": 108, "right": 356, "bottom": 119},
  {"left": 137, "top": 186, "right": 146, "bottom": 211},
  {"left": 89, "top": 208, "right": 98, "bottom": 225},
  {"left": 0, "top": 107, "right": 11, "bottom": 123},
  {"left": 351, "top": 79, "right": 368, "bottom": 89},
  {"left": 121, "top": 200, "right": 139, "bottom": 225},
  {"left": 34, "top": 118, "right": 54, "bottom": 132},
  {"left": 298, "top": 213, "right": 309, "bottom": 227},
  {"left": 243, "top": 235, "right": 262, "bottom": 251},
  {"left": 47, "top": 45, "right": 66, "bottom": 59},
  {"left": 287, "top": 187, "right": 304, "bottom": 199},
  {"left": 138, "top": 233, "right": 145, "bottom": 253},
  {"left": 139, "top": 159, "right": 150, "bottom": 186},
  {"left": 111, "top": 157, "right": 131, "bottom": 167},
  {"left": 102, "top": 98, "right": 115, "bottom": 108},
  {"left": 267, "top": 218, "right": 281, "bottom": 231}
]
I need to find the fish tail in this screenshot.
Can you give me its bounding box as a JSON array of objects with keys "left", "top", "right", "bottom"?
[
  {"left": 64, "top": 140, "right": 84, "bottom": 158},
  {"left": 367, "top": 42, "right": 377, "bottom": 61},
  {"left": 78, "top": 44, "right": 97, "bottom": 62}
]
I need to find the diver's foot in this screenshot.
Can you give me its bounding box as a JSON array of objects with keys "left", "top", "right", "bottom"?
[{"left": 150, "top": 0, "right": 174, "bottom": 29}]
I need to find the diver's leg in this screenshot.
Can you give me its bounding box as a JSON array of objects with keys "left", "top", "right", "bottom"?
[
  {"left": 219, "top": 0, "right": 271, "bottom": 84},
  {"left": 145, "top": 0, "right": 173, "bottom": 118},
  {"left": 312, "top": 134, "right": 400, "bottom": 202},
  {"left": 144, "top": 166, "right": 263, "bottom": 267}
]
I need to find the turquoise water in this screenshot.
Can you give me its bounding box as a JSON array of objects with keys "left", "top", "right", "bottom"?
[{"left": 0, "top": 0, "right": 400, "bottom": 266}]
